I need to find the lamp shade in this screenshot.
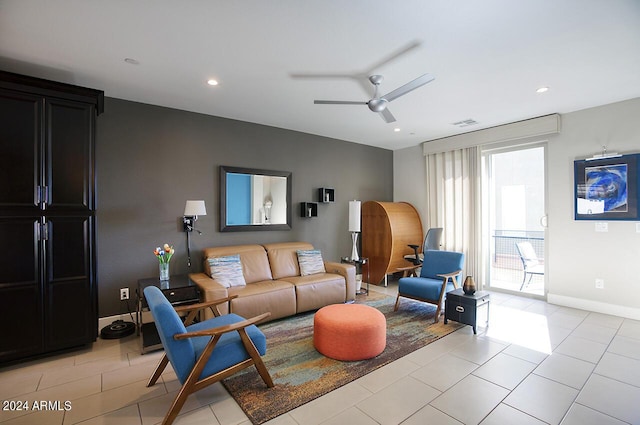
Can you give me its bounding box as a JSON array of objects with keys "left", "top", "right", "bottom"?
[
  {"left": 184, "top": 200, "right": 207, "bottom": 216},
  {"left": 348, "top": 200, "right": 361, "bottom": 232}
]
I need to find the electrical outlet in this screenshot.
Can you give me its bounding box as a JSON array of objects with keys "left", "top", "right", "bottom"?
[
  {"left": 120, "top": 287, "right": 129, "bottom": 300},
  {"left": 595, "top": 279, "right": 604, "bottom": 289}
]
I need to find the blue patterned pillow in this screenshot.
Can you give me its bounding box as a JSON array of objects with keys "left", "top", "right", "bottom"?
[
  {"left": 297, "top": 249, "right": 326, "bottom": 276},
  {"left": 207, "top": 255, "right": 246, "bottom": 288}
]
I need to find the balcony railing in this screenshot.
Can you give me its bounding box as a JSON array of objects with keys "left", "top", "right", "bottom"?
[{"left": 492, "top": 230, "right": 544, "bottom": 267}]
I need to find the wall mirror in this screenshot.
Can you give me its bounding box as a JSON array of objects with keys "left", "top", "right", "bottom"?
[{"left": 220, "top": 165, "right": 292, "bottom": 232}]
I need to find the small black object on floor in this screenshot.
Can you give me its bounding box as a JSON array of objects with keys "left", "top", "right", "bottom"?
[{"left": 100, "top": 320, "right": 135, "bottom": 339}]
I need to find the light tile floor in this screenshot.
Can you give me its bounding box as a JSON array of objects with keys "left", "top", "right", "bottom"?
[{"left": 1, "top": 283, "right": 639, "bottom": 425}]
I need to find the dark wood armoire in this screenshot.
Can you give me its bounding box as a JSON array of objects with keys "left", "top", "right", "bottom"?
[{"left": 0, "top": 71, "right": 104, "bottom": 363}]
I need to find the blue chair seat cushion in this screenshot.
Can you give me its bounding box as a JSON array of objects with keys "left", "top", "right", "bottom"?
[
  {"left": 398, "top": 276, "right": 455, "bottom": 301},
  {"left": 186, "top": 314, "right": 267, "bottom": 381}
]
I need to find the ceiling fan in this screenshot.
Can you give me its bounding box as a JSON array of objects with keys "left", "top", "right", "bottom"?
[{"left": 313, "top": 73, "right": 435, "bottom": 123}]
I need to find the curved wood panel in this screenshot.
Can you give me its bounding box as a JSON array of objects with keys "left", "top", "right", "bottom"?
[{"left": 361, "top": 201, "right": 423, "bottom": 286}]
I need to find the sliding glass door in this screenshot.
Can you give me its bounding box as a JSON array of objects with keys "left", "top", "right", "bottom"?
[{"left": 482, "top": 144, "right": 546, "bottom": 297}]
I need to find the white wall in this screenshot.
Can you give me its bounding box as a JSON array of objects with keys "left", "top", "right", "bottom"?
[
  {"left": 394, "top": 97, "right": 640, "bottom": 319},
  {"left": 393, "top": 145, "right": 428, "bottom": 222}
]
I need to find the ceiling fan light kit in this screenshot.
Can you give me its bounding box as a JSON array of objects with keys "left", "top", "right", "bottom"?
[{"left": 314, "top": 73, "right": 435, "bottom": 123}]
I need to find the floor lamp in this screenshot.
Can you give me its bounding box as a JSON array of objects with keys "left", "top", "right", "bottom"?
[{"left": 349, "top": 200, "right": 361, "bottom": 261}]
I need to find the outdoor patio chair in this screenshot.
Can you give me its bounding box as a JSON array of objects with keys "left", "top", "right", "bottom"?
[{"left": 516, "top": 241, "right": 544, "bottom": 291}]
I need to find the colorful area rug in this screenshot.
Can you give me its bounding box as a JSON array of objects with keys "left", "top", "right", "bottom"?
[{"left": 222, "top": 291, "right": 463, "bottom": 424}]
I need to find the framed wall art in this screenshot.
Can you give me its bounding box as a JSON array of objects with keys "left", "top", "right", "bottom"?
[{"left": 574, "top": 153, "right": 640, "bottom": 220}]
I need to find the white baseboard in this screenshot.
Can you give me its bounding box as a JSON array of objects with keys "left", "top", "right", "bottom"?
[{"left": 547, "top": 293, "right": 640, "bottom": 320}]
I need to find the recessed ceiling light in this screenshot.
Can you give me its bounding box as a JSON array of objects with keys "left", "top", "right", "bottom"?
[
  {"left": 207, "top": 79, "right": 219, "bottom": 86},
  {"left": 536, "top": 86, "right": 549, "bottom": 93},
  {"left": 394, "top": 128, "right": 401, "bottom": 132},
  {"left": 124, "top": 58, "right": 139, "bottom": 65}
]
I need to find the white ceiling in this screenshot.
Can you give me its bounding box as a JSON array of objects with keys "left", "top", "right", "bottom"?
[{"left": 1, "top": 0, "right": 640, "bottom": 150}]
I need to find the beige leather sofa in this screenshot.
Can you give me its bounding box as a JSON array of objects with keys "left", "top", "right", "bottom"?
[{"left": 189, "top": 242, "right": 356, "bottom": 322}]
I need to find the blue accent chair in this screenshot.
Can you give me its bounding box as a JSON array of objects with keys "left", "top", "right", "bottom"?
[
  {"left": 394, "top": 250, "right": 465, "bottom": 322},
  {"left": 144, "top": 286, "right": 274, "bottom": 425}
]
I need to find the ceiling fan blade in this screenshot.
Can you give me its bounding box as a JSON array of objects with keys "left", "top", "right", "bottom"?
[
  {"left": 314, "top": 100, "right": 367, "bottom": 105},
  {"left": 381, "top": 73, "right": 435, "bottom": 102},
  {"left": 365, "top": 40, "right": 422, "bottom": 73},
  {"left": 380, "top": 108, "right": 396, "bottom": 123}
]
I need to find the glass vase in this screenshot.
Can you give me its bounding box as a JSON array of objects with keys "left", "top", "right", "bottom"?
[{"left": 159, "top": 262, "right": 170, "bottom": 281}]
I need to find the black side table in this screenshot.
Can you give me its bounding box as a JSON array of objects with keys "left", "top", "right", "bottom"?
[
  {"left": 136, "top": 274, "right": 200, "bottom": 354},
  {"left": 341, "top": 257, "right": 370, "bottom": 295},
  {"left": 444, "top": 288, "right": 490, "bottom": 334}
]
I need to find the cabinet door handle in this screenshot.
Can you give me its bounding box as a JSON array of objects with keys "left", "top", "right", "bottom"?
[
  {"left": 456, "top": 306, "right": 465, "bottom": 313},
  {"left": 37, "top": 221, "right": 49, "bottom": 241},
  {"left": 37, "top": 185, "right": 45, "bottom": 206},
  {"left": 36, "top": 186, "right": 51, "bottom": 207}
]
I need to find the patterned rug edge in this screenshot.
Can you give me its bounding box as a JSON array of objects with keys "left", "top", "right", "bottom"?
[{"left": 222, "top": 293, "right": 464, "bottom": 424}]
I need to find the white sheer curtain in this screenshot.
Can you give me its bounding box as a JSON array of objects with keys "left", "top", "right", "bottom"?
[{"left": 424, "top": 146, "right": 482, "bottom": 286}]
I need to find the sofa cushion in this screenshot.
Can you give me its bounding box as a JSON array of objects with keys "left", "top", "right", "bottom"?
[
  {"left": 228, "top": 280, "right": 297, "bottom": 321},
  {"left": 398, "top": 276, "right": 456, "bottom": 301},
  {"left": 207, "top": 255, "right": 246, "bottom": 288},
  {"left": 283, "top": 273, "right": 347, "bottom": 313},
  {"left": 264, "top": 242, "right": 314, "bottom": 279},
  {"left": 203, "top": 244, "right": 273, "bottom": 283},
  {"left": 297, "top": 249, "right": 326, "bottom": 276}
]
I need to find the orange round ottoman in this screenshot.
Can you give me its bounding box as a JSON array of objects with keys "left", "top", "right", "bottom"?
[{"left": 313, "top": 304, "right": 386, "bottom": 361}]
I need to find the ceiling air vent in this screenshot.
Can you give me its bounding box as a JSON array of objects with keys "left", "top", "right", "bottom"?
[{"left": 452, "top": 119, "right": 478, "bottom": 128}]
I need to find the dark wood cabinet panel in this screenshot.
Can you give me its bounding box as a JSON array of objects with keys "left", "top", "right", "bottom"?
[
  {"left": 46, "top": 99, "right": 95, "bottom": 212},
  {"left": 0, "top": 90, "right": 42, "bottom": 210},
  {"left": 0, "top": 218, "right": 44, "bottom": 360},
  {"left": 0, "top": 72, "right": 102, "bottom": 363},
  {"left": 45, "top": 216, "right": 96, "bottom": 350}
]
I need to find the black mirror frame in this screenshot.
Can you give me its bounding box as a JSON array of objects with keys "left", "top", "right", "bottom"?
[{"left": 219, "top": 165, "right": 292, "bottom": 232}]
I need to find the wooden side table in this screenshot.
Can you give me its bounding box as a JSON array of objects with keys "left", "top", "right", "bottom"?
[{"left": 444, "top": 288, "right": 490, "bottom": 334}]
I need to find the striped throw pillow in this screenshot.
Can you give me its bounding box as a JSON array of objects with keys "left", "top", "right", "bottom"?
[
  {"left": 208, "top": 255, "right": 246, "bottom": 288},
  {"left": 297, "top": 249, "right": 326, "bottom": 276}
]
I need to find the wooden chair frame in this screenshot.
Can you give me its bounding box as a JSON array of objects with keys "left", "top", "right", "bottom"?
[
  {"left": 394, "top": 271, "right": 461, "bottom": 322},
  {"left": 147, "top": 295, "right": 274, "bottom": 425}
]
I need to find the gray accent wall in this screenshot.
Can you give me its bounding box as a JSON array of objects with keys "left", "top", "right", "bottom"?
[{"left": 96, "top": 97, "right": 393, "bottom": 317}]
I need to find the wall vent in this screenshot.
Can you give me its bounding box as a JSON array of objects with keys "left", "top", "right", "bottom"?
[{"left": 452, "top": 119, "right": 479, "bottom": 128}]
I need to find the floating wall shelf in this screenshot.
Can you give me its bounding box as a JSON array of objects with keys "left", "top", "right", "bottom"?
[
  {"left": 300, "top": 202, "right": 318, "bottom": 218},
  {"left": 318, "top": 188, "right": 335, "bottom": 203}
]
